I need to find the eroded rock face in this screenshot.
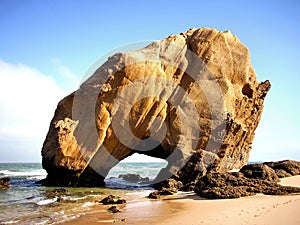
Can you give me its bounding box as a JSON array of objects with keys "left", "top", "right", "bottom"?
[
  {"left": 194, "top": 172, "right": 300, "bottom": 199},
  {"left": 41, "top": 28, "right": 270, "bottom": 186}
]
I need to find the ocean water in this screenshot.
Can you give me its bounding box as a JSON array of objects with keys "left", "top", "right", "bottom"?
[{"left": 0, "top": 162, "right": 167, "bottom": 224}]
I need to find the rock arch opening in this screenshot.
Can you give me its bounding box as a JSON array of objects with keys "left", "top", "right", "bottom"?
[{"left": 105, "top": 153, "right": 167, "bottom": 188}]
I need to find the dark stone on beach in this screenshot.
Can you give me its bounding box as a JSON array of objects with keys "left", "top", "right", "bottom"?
[
  {"left": 118, "top": 173, "right": 149, "bottom": 183},
  {"left": 100, "top": 195, "right": 115, "bottom": 204},
  {"left": 148, "top": 191, "right": 160, "bottom": 199},
  {"left": 240, "top": 164, "right": 279, "bottom": 182},
  {"left": 115, "top": 199, "right": 126, "bottom": 204},
  {"left": 0, "top": 177, "right": 11, "bottom": 189},
  {"left": 45, "top": 188, "right": 68, "bottom": 195},
  {"left": 194, "top": 172, "right": 300, "bottom": 199},
  {"left": 264, "top": 160, "right": 300, "bottom": 177},
  {"left": 153, "top": 178, "right": 183, "bottom": 195},
  {"left": 158, "top": 188, "right": 178, "bottom": 195},
  {"left": 108, "top": 206, "right": 121, "bottom": 213},
  {"left": 99, "top": 195, "right": 126, "bottom": 205}
]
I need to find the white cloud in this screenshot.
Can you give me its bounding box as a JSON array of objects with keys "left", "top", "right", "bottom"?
[
  {"left": 122, "top": 153, "right": 166, "bottom": 163},
  {"left": 0, "top": 59, "right": 165, "bottom": 163},
  {"left": 0, "top": 60, "right": 68, "bottom": 162},
  {"left": 50, "top": 58, "right": 80, "bottom": 92}
]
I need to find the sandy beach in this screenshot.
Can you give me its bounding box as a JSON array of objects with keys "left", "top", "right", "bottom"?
[{"left": 62, "top": 175, "right": 300, "bottom": 225}]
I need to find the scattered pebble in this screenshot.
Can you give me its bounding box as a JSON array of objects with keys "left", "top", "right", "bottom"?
[
  {"left": 148, "top": 191, "right": 160, "bottom": 199},
  {"left": 108, "top": 206, "right": 121, "bottom": 213}
]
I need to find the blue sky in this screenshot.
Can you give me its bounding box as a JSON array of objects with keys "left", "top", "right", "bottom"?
[{"left": 0, "top": 0, "right": 299, "bottom": 162}]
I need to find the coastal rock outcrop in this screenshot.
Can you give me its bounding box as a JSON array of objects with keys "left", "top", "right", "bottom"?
[
  {"left": 0, "top": 177, "right": 11, "bottom": 189},
  {"left": 41, "top": 27, "right": 270, "bottom": 186},
  {"left": 240, "top": 164, "right": 279, "bottom": 182},
  {"left": 153, "top": 178, "right": 183, "bottom": 195},
  {"left": 118, "top": 174, "right": 149, "bottom": 183},
  {"left": 264, "top": 160, "right": 300, "bottom": 178},
  {"left": 194, "top": 172, "right": 300, "bottom": 199}
]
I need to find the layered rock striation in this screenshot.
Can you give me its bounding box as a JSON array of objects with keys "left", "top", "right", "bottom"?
[{"left": 41, "top": 28, "right": 270, "bottom": 186}]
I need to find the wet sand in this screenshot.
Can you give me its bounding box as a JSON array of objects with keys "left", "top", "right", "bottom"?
[{"left": 62, "top": 175, "right": 300, "bottom": 225}]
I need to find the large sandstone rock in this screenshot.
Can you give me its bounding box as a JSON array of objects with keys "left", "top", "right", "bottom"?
[{"left": 41, "top": 28, "right": 270, "bottom": 186}]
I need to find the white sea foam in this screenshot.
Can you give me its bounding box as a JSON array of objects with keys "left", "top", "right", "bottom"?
[
  {"left": 36, "top": 197, "right": 58, "bottom": 206},
  {"left": 0, "top": 169, "right": 47, "bottom": 177},
  {"left": 82, "top": 202, "right": 94, "bottom": 208},
  {"left": 61, "top": 196, "right": 87, "bottom": 201},
  {"left": 26, "top": 175, "right": 47, "bottom": 180},
  {"left": 35, "top": 220, "right": 50, "bottom": 225},
  {"left": 60, "top": 194, "right": 102, "bottom": 201},
  {"left": 87, "top": 194, "right": 102, "bottom": 198},
  {"left": 0, "top": 170, "right": 10, "bottom": 175},
  {"left": 0, "top": 220, "right": 20, "bottom": 224}
]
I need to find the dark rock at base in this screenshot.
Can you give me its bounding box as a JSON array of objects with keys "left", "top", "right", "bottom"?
[
  {"left": 40, "top": 165, "right": 106, "bottom": 187},
  {"left": 118, "top": 174, "right": 149, "bottom": 183},
  {"left": 153, "top": 178, "right": 183, "bottom": 195},
  {"left": 264, "top": 160, "right": 300, "bottom": 177},
  {"left": 194, "top": 172, "right": 300, "bottom": 199},
  {"left": 240, "top": 164, "right": 279, "bottom": 182},
  {"left": 0, "top": 177, "right": 11, "bottom": 189},
  {"left": 108, "top": 206, "right": 121, "bottom": 213},
  {"left": 99, "top": 195, "right": 126, "bottom": 205},
  {"left": 171, "top": 151, "right": 208, "bottom": 186},
  {"left": 148, "top": 191, "right": 160, "bottom": 199}
]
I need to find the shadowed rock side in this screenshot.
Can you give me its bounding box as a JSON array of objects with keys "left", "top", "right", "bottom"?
[{"left": 41, "top": 27, "right": 270, "bottom": 186}]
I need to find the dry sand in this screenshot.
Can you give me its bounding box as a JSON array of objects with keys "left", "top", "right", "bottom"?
[{"left": 62, "top": 175, "right": 300, "bottom": 225}]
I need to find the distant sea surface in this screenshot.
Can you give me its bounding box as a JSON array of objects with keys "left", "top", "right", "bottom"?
[{"left": 0, "top": 162, "right": 167, "bottom": 224}]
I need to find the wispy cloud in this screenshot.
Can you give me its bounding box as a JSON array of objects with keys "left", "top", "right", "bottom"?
[
  {"left": 50, "top": 58, "right": 80, "bottom": 92},
  {"left": 0, "top": 60, "right": 67, "bottom": 162}
]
